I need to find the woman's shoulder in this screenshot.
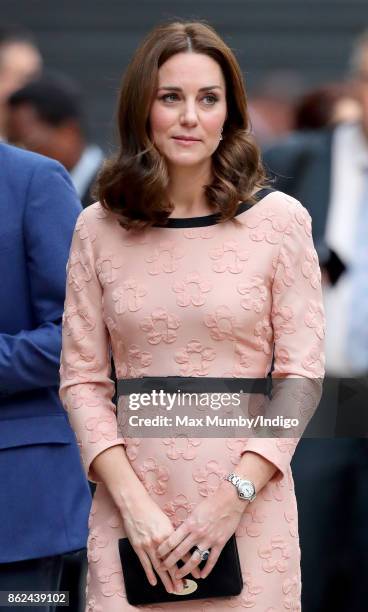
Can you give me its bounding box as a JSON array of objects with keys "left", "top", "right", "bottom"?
[
  {"left": 253, "top": 189, "right": 312, "bottom": 231},
  {"left": 257, "top": 189, "right": 310, "bottom": 217},
  {"left": 79, "top": 201, "right": 112, "bottom": 225}
]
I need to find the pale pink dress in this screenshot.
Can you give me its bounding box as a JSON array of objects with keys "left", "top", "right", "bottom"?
[{"left": 59, "top": 190, "right": 325, "bottom": 612}]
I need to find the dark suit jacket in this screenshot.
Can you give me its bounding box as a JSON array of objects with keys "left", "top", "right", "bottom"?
[{"left": 0, "top": 144, "right": 91, "bottom": 562}]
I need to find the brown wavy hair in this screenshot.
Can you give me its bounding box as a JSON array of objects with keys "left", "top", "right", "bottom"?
[{"left": 97, "top": 20, "right": 268, "bottom": 230}]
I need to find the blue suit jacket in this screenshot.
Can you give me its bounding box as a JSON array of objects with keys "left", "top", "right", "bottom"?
[{"left": 0, "top": 144, "right": 91, "bottom": 562}]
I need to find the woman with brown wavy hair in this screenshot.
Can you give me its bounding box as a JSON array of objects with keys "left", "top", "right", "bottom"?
[{"left": 60, "top": 20, "right": 324, "bottom": 610}]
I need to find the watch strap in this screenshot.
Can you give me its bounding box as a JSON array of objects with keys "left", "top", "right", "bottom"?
[{"left": 224, "top": 472, "right": 256, "bottom": 502}]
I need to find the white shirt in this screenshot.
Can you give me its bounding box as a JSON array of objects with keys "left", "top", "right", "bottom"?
[
  {"left": 323, "top": 122, "right": 368, "bottom": 375},
  {"left": 70, "top": 144, "right": 104, "bottom": 201}
]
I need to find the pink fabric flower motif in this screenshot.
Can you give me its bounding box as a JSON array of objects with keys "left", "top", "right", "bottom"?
[
  {"left": 304, "top": 300, "right": 325, "bottom": 339},
  {"left": 69, "top": 384, "right": 100, "bottom": 410},
  {"left": 126, "top": 344, "right": 153, "bottom": 377},
  {"left": 104, "top": 316, "right": 117, "bottom": 333},
  {"left": 88, "top": 527, "right": 108, "bottom": 563},
  {"left": 274, "top": 346, "right": 290, "bottom": 367},
  {"left": 137, "top": 458, "right": 169, "bottom": 495},
  {"left": 209, "top": 241, "right": 249, "bottom": 274},
  {"left": 284, "top": 512, "right": 298, "bottom": 538},
  {"left": 145, "top": 240, "right": 184, "bottom": 275},
  {"left": 248, "top": 392, "right": 268, "bottom": 419},
  {"left": 276, "top": 439, "right": 298, "bottom": 455},
  {"left": 272, "top": 305, "right": 296, "bottom": 340},
  {"left": 272, "top": 246, "right": 295, "bottom": 289},
  {"left": 112, "top": 279, "right": 147, "bottom": 314},
  {"left": 254, "top": 317, "right": 273, "bottom": 354},
  {"left": 75, "top": 215, "right": 90, "bottom": 240},
  {"left": 85, "top": 413, "right": 116, "bottom": 444},
  {"left": 237, "top": 276, "right": 268, "bottom": 313},
  {"left": 294, "top": 206, "right": 312, "bottom": 237},
  {"left": 236, "top": 507, "right": 266, "bottom": 538},
  {"left": 302, "top": 248, "right": 321, "bottom": 288},
  {"left": 172, "top": 272, "right": 212, "bottom": 307},
  {"left": 226, "top": 438, "right": 248, "bottom": 464},
  {"left": 261, "top": 478, "right": 285, "bottom": 502},
  {"left": 86, "top": 597, "right": 103, "bottom": 612},
  {"left": 223, "top": 342, "right": 252, "bottom": 377},
  {"left": 162, "top": 437, "right": 201, "bottom": 461},
  {"left": 175, "top": 340, "right": 216, "bottom": 376},
  {"left": 285, "top": 381, "right": 319, "bottom": 422},
  {"left": 193, "top": 459, "right": 227, "bottom": 497},
  {"left": 204, "top": 305, "right": 239, "bottom": 341},
  {"left": 228, "top": 571, "right": 263, "bottom": 608},
  {"left": 97, "top": 563, "right": 124, "bottom": 597},
  {"left": 63, "top": 305, "right": 95, "bottom": 341},
  {"left": 67, "top": 250, "right": 92, "bottom": 292},
  {"left": 235, "top": 342, "right": 252, "bottom": 368},
  {"left": 184, "top": 227, "right": 215, "bottom": 239},
  {"left": 245, "top": 207, "right": 288, "bottom": 244},
  {"left": 301, "top": 344, "right": 325, "bottom": 376},
  {"left": 125, "top": 438, "right": 141, "bottom": 461},
  {"left": 116, "top": 397, "right": 129, "bottom": 437},
  {"left": 140, "top": 308, "right": 180, "bottom": 344},
  {"left": 258, "top": 535, "right": 291, "bottom": 573},
  {"left": 283, "top": 575, "right": 301, "bottom": 611},
  {"left": 62, "top": 349, "right": 101, "bottom": 382},
  {"left": 164, "top": 494, "right": 196, "bottom": 528},
  {"left": 112, "top": 341, "right": 128, "bottom": 378},
  {"left": 95, "top": 254, "right": 121, "bottom": 286}
]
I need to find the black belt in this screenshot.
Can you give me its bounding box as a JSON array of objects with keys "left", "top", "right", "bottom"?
[{"left": 117, "top": 376, "right": 272, "bottom": 397}]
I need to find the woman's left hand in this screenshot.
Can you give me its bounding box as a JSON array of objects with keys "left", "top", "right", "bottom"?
[{"left": 157, "top": 481, "right": 246, "bottom": 579}]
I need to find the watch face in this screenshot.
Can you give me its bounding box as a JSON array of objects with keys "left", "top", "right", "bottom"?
[{"left": 239, "top": 482, "right": 255, "bottom": 499}]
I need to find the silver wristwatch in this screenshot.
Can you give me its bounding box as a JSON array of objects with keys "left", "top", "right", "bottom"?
[{"left": 224, "top": 472, "right": 256, "bottom": 502}]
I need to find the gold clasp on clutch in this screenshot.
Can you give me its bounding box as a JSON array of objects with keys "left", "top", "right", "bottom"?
[{"left": 173, "top": 579, "right": 198, "bottom": 596}]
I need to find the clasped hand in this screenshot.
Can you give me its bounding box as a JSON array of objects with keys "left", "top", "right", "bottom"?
[{"left": 157, "top": 482, "right": 246, "bottom": 580}]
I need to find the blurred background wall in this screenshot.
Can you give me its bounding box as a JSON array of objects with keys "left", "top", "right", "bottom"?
[{"left": 3, "top": 0, "right": 368, "bottom": 150}]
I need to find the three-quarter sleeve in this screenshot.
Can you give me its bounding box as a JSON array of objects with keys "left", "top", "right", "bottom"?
[
  {"left": 245, "top": 198, "right": 325, "bottom": 479},
  {"left": 59, "top": 211, "right": 125, "bottom": 481}
]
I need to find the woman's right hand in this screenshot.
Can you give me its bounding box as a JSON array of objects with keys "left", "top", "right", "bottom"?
[
  {"left": 90, "top": 445, "right": 200, "bottom": 593},
  {"left": 121, "top": 492, "right": 200, "bottom": 593}
]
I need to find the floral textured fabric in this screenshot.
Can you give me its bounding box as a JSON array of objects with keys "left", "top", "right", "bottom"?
[{"left": 59, "top": 190, "right": 325, "bottom": 611}]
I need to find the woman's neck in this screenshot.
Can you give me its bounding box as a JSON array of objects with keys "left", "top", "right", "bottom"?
[{"left": 167, "top": 162, "right": 213, "bottom": 218}]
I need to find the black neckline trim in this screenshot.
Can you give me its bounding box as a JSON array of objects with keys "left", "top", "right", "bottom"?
[{"left": 153, "top": 188, "right": 274, "bottom": 228}]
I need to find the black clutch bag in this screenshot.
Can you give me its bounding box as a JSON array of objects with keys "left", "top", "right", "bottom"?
[{"left": 118, "top": 534, "right": 243, "bottom": 606}]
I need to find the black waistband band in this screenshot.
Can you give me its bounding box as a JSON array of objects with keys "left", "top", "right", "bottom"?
[{"left": 117, "top": 376, "right": 272, "bottom": 396}]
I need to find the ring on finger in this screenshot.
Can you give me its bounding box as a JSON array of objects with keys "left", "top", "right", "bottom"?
[{"left": 194, "top": 546, "right": 211, "bottom": 562}]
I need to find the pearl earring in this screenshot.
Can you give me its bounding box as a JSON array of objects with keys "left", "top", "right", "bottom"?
[{"left": 220, "top": 127, "right": 224, "bottom": 141}]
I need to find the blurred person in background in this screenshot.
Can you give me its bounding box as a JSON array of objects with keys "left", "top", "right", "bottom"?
[
  {"left": 248, "top": 69, "right": 306, "bottom": 147},
  {"left": 294, "top": 82, "right": 362, "bottom": 130},
  {"left": 263, "top": 29, "right": 368, "bottom": 612},
  {"left": 6, "top": 74, "right": 103, "bottom": 207},
  {"left": 0, "top": 142, "right": 91, "bottom": 611},
  {"left": 0, "top": 25, "right": 42, "bottom": 141}
]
